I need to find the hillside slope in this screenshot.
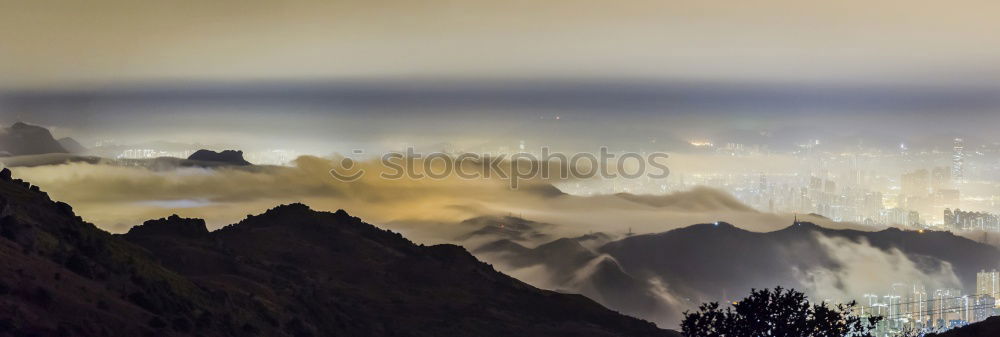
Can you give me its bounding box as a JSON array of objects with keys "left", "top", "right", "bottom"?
[{"left": 0, "top": 168, "right": 676, "bottom": 337}]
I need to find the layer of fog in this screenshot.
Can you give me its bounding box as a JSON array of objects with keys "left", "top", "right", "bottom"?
[
  {"left": 7, "top": 155, "right": 967, "bottom": 329},
  {"left": 475, "top": 231, "right": 963, "bottom": 328},
  {"left": 9, "top": 154, "right": 851, "bottom": 236},
  {"left": 796, "top": 234, "right": 961, "bottom": 302}
]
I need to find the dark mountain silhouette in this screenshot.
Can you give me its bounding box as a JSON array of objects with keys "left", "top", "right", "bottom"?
[
  {"left": 927, "top": 316, "right": 1000, "bottom": 337},
  {"left": 0, "top": 169, "right": 228, "bottom": 336},
  {"left": 474, "top": 236, "right": 683, "bottom": 327},
  {"left": 0, "top": 169, "right": 676, "bottom": 337},
  {"left": 598, "top": 222, "right": 820, "bottom": 304},
  {"left": 57, "top": 137, "right": 87, "bottom": 154},
  {"left": 601, "top": 222, "right": 999, "bottom": 301},
  {"left": 476, "top": 220, "right": 1000, "bottom": 327},
  {"left": 186, "top": 149, "right": 252, "bottom": 166},
  {"left": 0, "top": 122, "right": 68, "bottom": 156},
  {"left": 771, "top": 224, "right": 1000, "bottom": 292}
]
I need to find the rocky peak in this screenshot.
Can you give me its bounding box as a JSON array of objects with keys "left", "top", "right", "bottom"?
[
  {"left": 186, "top": 149, "right": 252, "bottom": 166},
  {"left": 125, "top": 214, "right": 209, "bottom": 239}
]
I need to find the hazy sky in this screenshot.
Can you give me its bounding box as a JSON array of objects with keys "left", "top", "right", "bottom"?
[
  {"left": 3, "top": 0, "right": 1000, "bottom": 151},
  {"left": 3, "top": 0, "right": 1000, "bottom": 89}
]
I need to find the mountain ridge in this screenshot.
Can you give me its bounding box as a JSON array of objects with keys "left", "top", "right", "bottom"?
[
  {"left": 0, "top": 168, "right": 676, "bottom": 337},
  {"left": 473, "top": 219, "right": 1000, "bottom": 327}
]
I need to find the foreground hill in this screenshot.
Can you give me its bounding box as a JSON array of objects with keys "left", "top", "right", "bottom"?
[{"left": 0, "top": 168, "right": 675, "bottom": 337}]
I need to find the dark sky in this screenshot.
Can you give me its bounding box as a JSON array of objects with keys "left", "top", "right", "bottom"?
[{"left": 2, "top": 79, "right": 998, "bottom": 154}]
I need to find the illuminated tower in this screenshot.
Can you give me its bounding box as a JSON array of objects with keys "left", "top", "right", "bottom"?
[
  {"left": 952, "top": 138, "right": 964, "bottom": 182},
  {"left": 977, "top": 269, "right": 1000, "bottom": 308}
]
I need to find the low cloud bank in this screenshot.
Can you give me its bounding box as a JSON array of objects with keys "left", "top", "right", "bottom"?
[
  {"left": 11, "top": 155, "right": 965, "bottom": 330},
  {"left": 11, "top": 155, "right": 794, "bottom": 238}
]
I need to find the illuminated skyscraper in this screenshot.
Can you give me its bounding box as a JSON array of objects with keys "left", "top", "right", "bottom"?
[
  {"left": 911, "top": 285, "right": 929, "bottom": 327},
  {"left": 952, "top": 138, "right": 964, "bottom": 182},
  {"left": 977, "top": 269, "right": 1000, "bottom": 308},
  {"left": 975, "top": 296, "right": 995, "bottom": 322}
]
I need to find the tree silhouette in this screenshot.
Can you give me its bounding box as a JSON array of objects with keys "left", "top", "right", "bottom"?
[{"left": 682, "top": 287, "right": 882, "bottom": 337}]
